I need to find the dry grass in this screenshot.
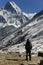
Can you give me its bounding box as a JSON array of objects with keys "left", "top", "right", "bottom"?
[{"left": 0, "top": 52, "right": 42, "bottom": 65}]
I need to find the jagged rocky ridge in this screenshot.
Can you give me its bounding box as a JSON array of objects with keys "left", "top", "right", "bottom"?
[{"left": 0, "top": 1, "right": 43, "bottom": 56}]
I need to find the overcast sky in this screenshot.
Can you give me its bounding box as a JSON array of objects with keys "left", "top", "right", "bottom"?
[{"left": 0, "top": 0, "right": 43, "bottom": 13}]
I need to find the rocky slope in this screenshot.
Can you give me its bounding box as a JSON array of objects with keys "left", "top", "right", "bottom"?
[{"left": 7, "top": 10, "right": 43, "bottom": 56}]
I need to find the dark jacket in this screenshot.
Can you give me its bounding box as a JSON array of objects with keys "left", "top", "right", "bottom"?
[{"left": 25, "top": 39, "right": 32, "bottom": 52}]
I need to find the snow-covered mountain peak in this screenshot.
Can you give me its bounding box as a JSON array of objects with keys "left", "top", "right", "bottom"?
[
  {"left": 10, "top": 1, "right": 21, "bottom": 13},
  {"left": 0, "top": 1, "right": 30, "bottom": 28},
  {"left": 23, "top": 12, "right": 36, "bottom": 20},
  {"left": 28, "top": 13, "right": 36, "bottom": 19},
  {"left": 4, "top": 1, "right": 21, "bottom": 14}
]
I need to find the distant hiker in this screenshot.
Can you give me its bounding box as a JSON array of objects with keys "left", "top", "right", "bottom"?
[{"left": 25, "top": 39, "right": 32, "bottom": 61}]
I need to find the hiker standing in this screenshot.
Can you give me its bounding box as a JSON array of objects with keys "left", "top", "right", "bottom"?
[{"left": 25, "top": 39, "right": 32, "bottom": 61}]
